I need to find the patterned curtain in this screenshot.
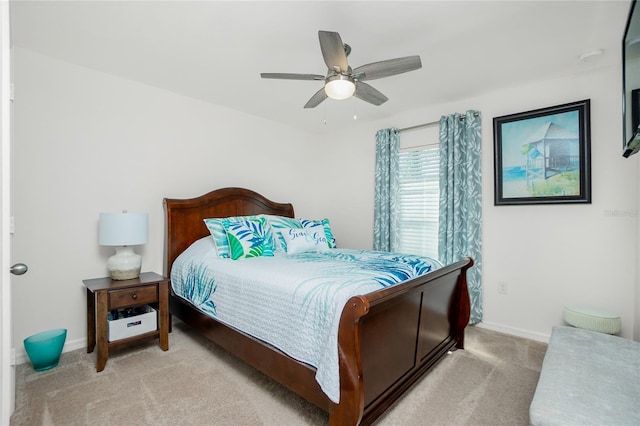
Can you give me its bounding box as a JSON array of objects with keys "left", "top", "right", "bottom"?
[
  {"left": 438, "top": 110, "right": 483, "bottom": 324},
  {"left": 373, "top": 128, "right": 399, "bottom": 251}
]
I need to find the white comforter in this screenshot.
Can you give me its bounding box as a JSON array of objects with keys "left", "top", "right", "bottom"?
[{"left": 171, "top": 237, "right": 441, "bottom": 403}]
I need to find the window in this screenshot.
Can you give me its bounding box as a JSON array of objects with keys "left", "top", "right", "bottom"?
[{"left": 393, "top": 127, "right": 440, "bottom": 259}]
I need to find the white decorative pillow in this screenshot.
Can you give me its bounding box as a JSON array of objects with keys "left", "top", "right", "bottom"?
[
  {"left": 224, "top": 218, "right": 273, "bottom": 260},
  {"left": 265, "top": 215, "right": 303, "bottom": 252},
  {"left": 280, "top": 226, "right": 330, "bottom": 254},
  {"left": 300, "top": 218, "right": 337, "bottom": 248}
]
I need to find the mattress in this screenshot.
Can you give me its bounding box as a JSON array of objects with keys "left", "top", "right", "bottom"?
[{"left": 170, "top": 237, "right": 442, "bottom": 403}]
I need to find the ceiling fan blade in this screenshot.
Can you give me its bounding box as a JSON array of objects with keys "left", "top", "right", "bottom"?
[
  {"left": 304, "top": 87, "right": 328, "bottom": 108},
  {"left": 318, "top": 31, "right": 348, "bottom": 73},
  {"left": 353, "top": 55, "right": 422, "bottom": 81},
  {"left": 261, "top": 73, "right": 325, "bottom": 81},
  {"left": 355, "top": 81, "right": 388, "bottom": 106}
]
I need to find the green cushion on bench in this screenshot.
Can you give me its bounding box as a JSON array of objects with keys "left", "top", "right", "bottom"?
[{"left": 563, "top": 305, "right": 621, "bottom": 334}]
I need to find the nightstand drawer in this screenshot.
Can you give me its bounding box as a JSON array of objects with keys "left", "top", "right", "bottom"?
[{"left": 108, "top": 285, "right": 157, "bottom": 309}]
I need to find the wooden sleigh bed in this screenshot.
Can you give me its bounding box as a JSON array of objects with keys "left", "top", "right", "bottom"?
[{"left": 164, "top": 187, "right": 473, "bottom": 426}]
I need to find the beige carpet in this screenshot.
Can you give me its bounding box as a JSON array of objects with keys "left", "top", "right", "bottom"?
[{"left": 11, "top": 321, "right": 547, "bottom": 425}]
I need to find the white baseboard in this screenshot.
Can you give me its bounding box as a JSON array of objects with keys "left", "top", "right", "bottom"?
[
  {"left": 14, "top": 336, "right": 86, "bottom": 366},
  {"left": 476, "top": 321, "right": 551, "bottom": 344},
  {"left": 14, "top": 325, "right": 549, "bottom": 365}
]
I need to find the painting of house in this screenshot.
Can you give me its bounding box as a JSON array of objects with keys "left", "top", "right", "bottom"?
[{"left": 502, "top": 118, "right": 582, "bottom": 199}]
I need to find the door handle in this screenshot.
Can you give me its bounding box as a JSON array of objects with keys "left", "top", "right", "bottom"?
[{"left": 10, "top": 263, "right": 28, "bottom": 275}]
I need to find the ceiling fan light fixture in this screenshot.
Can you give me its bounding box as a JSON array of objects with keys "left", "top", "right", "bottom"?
[{"left": 325, "top": 75, "right": 355, "bottom": 100}]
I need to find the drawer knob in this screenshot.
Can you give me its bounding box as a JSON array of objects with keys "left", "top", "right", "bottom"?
[{"left": 131, "top": 293, "right": 138, "bottom": 300}]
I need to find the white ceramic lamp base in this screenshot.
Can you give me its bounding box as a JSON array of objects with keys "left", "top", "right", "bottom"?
[{"left": 107, "top": 246, "right": 142, "bottom": 280}]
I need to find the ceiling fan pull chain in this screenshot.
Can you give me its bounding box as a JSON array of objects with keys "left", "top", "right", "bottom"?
[
  {"left": 353, "top": 97, "right": 358, "bottom": 121},
  {"left": 323, "top": 102, "right": 327, "bottom": 125}
]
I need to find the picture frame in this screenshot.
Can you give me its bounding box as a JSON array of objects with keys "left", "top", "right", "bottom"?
[
  {"left": 632, "top": 88, "right": 640, "bottom": 134},
  {"left": 493, "top": 99, "right": 591, "bottom": 205}
]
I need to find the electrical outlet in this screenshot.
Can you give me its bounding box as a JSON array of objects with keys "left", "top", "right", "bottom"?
[{"left": 498, "top": 281, "right": 508, "bottom": 295}]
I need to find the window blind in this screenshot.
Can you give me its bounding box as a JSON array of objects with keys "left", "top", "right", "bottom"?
[{"left": 395, "top": 146, "right": 440, "bottom": 259}]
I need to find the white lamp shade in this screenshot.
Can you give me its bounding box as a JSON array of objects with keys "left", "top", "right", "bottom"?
[{"left": 99, "top": 212, "right": 148, "bottom": 246}]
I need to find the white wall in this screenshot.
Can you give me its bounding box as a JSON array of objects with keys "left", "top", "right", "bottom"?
[
  {"left": 11, "top": 44, "right": 639, "bottom": 362},
  {"left": 10, "top": 48, "right": 332, "bottom": 356},
  {"left": 476, "top": 65, "right": 637, "bottom": 341},
  {"left": 323, "top": 64, "right": 639, "bottom": 342}
]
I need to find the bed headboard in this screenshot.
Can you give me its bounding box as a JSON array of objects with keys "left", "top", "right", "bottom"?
[{"left": 163, "top": 187, "right": 295, "bottom": 276}]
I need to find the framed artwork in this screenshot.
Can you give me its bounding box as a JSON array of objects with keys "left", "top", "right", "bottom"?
[{"left": 493, "top": 99, "right": 591, "bottom": 205}]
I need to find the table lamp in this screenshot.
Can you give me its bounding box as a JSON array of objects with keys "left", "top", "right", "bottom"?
[{"left": 99, "top": 211, "right": 148, "bottom": 280}]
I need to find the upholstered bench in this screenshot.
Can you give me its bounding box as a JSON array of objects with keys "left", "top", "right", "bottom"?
[{"left": 530, "top": 325, "right": 640, "bottom": 426}]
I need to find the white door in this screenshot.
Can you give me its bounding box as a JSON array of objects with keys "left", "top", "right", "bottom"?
[{"left": 1, "top": 1, "right": 14, "bottom": 422}]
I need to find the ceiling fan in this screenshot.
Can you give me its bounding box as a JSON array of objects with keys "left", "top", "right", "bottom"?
[{"left": 260, "top": 31, "right": 422, "bottom": 108}]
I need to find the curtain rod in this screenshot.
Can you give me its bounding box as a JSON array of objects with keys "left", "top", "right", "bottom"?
[
  {"left": 398, "top": 112, "right": 480, "bottom": 133},
  {"left": 398, "top": 120, "right": 439, "bottom": 133}
]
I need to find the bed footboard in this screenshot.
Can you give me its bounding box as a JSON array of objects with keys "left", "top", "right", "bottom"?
[{"left": 330, "top": 257, "right": 473, "bottom": 426}]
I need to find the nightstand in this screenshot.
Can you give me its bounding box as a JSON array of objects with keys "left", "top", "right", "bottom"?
[{"left": 83, "top": 272, "right": 169, "bottom": 372}]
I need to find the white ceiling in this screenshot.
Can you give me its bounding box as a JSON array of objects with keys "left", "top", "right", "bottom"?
[{"left": 9, "top": 0, "right": 633, "bottom": 133}]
